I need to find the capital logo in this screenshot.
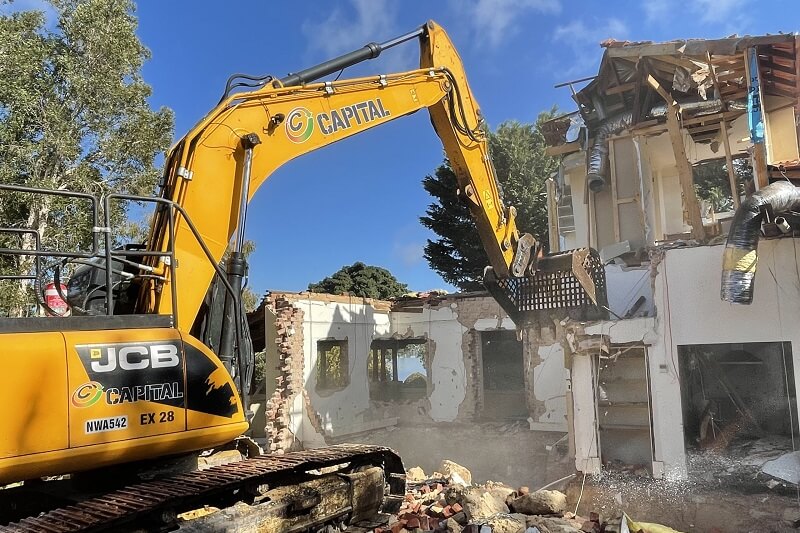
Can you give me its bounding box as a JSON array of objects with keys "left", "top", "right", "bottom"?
[
  {"left": 285, "top": 107, "right": 314, "bottom": 143},
  {"left": 72, "top": 381, "right": 104, "bottom": 408}
]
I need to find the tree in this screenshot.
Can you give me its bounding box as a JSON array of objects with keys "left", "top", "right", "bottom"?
[
  {"left": 421, "top": 111, "right": 558, "bottom": 290},
  {"left": 308, "top": 262, "right": 408, "bottom": 300},
  {"left": 0, "top": 0, "right": 174, "bottom": 314}
]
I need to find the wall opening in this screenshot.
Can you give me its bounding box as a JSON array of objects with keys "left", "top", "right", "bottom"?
[
  {"left": 678, "top": 342, "right": 798, "bottom": 484},
  {"left": 480, "top": 330, "right": 526, "bottom": 419},
  {"left": 595, "top": 344, "right": 653, "bottom": 474},
  {"left": 368, "top": 338, "right": 428, "bottom": 402},
  {"left": 316, "top": 339, "right": 349, "bottom": 393}
]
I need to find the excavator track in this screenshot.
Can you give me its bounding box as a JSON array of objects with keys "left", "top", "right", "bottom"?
[{"left": 1, "top": 444, "right": 405, "bottom": 533}]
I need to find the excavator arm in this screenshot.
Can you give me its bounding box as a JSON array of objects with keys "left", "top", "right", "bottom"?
[{"left": 147, "top": 21, "right": 539, "bottom": 332}]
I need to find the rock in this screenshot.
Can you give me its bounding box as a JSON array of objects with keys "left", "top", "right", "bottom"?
[
  {"left": 762, "top": 450, "right": 800, "bottom": 484},
  {"left": 486, "top": 481, "right": 516, "bottom": 502},
  {"left": 784, "top": 506, "right": 800, "bottom": 526},
  {"left": 444, "top": 518, "right": 463, "bottom": 533},
  {"left": 407, "top": 466, "right": 426, "bottom": 482},
  {"left": 518, "top": 486, "right": 530, "bottom": 496},
  {"left": 440, "top": 460, "right": 473, "bottom": 485},
  {"left": 510, "top": 490, "right": 567, "bottom": 515},
  {"left": 449, "top": 471, "right": 469, "bottom": 487},
  {"left": 457, "top": 486, "right": 510, "bottom": 520},
  {"left": 525, "top": 516, "right": 584, "bottom": 533},
  {"left": 482, "top": 513, "right": 527, "bottom": 533},
  {"left": 197, "top": 449, "right": 242, "bottom": 470}
]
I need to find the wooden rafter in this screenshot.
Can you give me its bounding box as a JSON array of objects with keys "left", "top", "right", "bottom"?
[{"left": 646, "top": 75, "right": 706, "bottom": 240}]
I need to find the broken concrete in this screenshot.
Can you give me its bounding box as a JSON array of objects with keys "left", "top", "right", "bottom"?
[
  {"left": 510, "top": 490, "right": 568, "bottom": 515},
  {"left": 440, "top": 460, "right": 473, "bottom": 486}
]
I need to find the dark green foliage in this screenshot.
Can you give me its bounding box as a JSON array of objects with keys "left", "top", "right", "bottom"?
[
  {"left": 693, "top": 157, "right": 753, "bottom": 213},
  {"left": 308, "top": 262, "right": 408, "bottom": 300},
  {"left": 421, "top": 111, "right": 559, "bottom": 291}
]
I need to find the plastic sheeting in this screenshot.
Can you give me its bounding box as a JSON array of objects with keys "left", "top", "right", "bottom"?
[{"left": 721, "top": 181, "right": 800, "bottom": 304}]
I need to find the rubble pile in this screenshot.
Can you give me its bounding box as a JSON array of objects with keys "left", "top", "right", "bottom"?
[{"left": 377, "top": 462, "right": 611, "bottom": 533}]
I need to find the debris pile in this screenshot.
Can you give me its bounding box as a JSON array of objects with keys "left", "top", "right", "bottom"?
[{"left": 377, "top": 461, "right": 609, "bottom": 533}]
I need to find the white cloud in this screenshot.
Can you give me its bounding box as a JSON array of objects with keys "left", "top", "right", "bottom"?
[
  {"left": 459, "top": 0, "right": 561, "bottom": 48},
  {"left": 393, "top": 241, "right": 425, "bottom": 267},
  {"left": 301, "top": 0, "right": 417, "bottom": 72},
  {"left": 641, "top": 0, "right": 749, "bottom": 30},
  {"left": 642, "top": 0, "right": 670, "bottom": 24},
  {"left": 694, "top": 0, "right": 746, "bottom": 23},
  {"left": 302, "top": 0, "right": 395, "bottom": 57},
  {"left": 552, "top": 18, "right": 629, "bottom": 77}
]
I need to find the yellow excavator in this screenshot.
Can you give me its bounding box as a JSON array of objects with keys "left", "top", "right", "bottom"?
[{"left": 0, "top": 21, "right": 604, "bottom": 531}]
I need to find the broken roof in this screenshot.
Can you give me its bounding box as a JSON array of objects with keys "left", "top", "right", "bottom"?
[{"left": 547, "top": 32, "right": 799, "bottom": 146}]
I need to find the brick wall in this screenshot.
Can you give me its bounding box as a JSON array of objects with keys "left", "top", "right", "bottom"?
[{"left": 264, "top": 294, "right": 305, "bottom": 453}]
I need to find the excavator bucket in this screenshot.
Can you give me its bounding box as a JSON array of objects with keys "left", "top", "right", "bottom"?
[{"left": 484, "top": 247, "right": 609, "bottom": 326}]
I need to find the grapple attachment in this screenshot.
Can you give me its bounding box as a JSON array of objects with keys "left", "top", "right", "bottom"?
[{"left": 484, "top": 247, "right": 608, "bottom": 325}]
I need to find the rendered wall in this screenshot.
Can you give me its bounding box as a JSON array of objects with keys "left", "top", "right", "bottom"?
[
  {"left": 570, "top": 239, "right": 800, "bottom": 480},
  {"left": 266, "top": 293, "right": 570, "bottom": 449},
  {"left": 292, "top": 296, "right": 393, "bottom": 438}
]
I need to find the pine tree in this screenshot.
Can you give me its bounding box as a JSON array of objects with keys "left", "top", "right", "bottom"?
[{"left": 420, "top": 112, "right": 558, "bottom": 291}]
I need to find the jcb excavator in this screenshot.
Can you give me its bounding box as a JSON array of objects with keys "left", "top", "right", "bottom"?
[{"left": 0, "top": 21, "right": 604, "bottom": 531}]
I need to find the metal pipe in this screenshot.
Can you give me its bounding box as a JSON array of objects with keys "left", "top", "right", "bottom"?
[
  {"left": 721, "top": 180, "right": 800, "bottom": 304},
  {"left": 219, "top": 133, "right": 260, "bottom": 415},
  {"left": 278, "top": 25, "right": 425, "bottom": 87},
  {"left": 235, "top": 134, "right": 259, "bottom": 254}
]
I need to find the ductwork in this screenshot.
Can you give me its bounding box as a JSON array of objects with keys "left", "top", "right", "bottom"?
[
  {"left": 586, "top": 99, "right": 745, "bottom": 192},
  {"left": 721, "top": 180, "right": 800, "bottom": 304},
  {"left": 587, "top": 112, "right": 633, "bottom": 192}
]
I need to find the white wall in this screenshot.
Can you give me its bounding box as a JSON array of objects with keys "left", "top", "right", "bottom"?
[
  {"left": 391, "top": 305, "right": 467, "bottom": 422},
  {"left": 570, "top": 239, "right": 800, "bottom": 480},
  {"left": 534, "top": 343, "right": 570, "bottom": 429},
  {"left": 293, "top": 298, "right": 391, "bottom": 439}
]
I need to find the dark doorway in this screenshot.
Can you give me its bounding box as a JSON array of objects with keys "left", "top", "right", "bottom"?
[
  {"left": 481, "top": 330, "right": 526, "bottom": 419},
  {"left": 678, "top": 342, "right": 798, "bottom": 485}
]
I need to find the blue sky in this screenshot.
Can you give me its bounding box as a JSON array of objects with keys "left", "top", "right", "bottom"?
[{"left": 15, "top": 0, "right": 797, "bottom": 295}]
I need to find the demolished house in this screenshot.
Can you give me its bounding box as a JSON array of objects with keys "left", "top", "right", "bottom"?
[
  {"left": 249, "top": 291, "right": 573, "bottom": 489},
  {"left": 542, "top": 33, "right": 800, "bottom": 483},
  {"left": 249, "top": 33, "right": 800, "bottom": 502}
]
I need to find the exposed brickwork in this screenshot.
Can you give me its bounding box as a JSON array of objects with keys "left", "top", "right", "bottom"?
[{"left": 264, "top": 293, "right": 305, "bottom": 453}]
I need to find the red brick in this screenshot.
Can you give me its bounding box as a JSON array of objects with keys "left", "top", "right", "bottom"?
[
  {"left": 406, "top": 516, "right": 420, "bottom": 529},
  {"left": 452, "top": 503, "right": 463, "bottom": 513}
]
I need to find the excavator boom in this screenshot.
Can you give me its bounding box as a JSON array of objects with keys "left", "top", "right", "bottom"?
[{"left": 149, "top": 21, "right": 534, "bottom": 331}]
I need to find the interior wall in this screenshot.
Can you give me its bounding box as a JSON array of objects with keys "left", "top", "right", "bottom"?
[
  {"left": 562, "top": 154, "right": 589, "bottom": 250},
  {"left": 293, "top": 297, "right": 392, "bottom": 438},
  {"left": 766, "top": 104, "right": 799, "bottom": 164}
]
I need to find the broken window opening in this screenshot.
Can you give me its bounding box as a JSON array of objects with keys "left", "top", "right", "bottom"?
[
  {"left": 480, "top": 330, "right": 526, "bottom": 420},
  {"left": 678, "top": 342, "right": 798, "bottom": 488},
  {"left": 693, "top": 156, "right": 752, "bottom": 216},
  {"left": 368, "top": 338, "right": 428, "bottom": 402},
  {"left": 315, "top": 339, "right": 349, "bottom": 393}
]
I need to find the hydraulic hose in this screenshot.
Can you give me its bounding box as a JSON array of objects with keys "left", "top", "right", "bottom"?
[{"left": 721, "top": 180, "right": 800, "bottom": 304}]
